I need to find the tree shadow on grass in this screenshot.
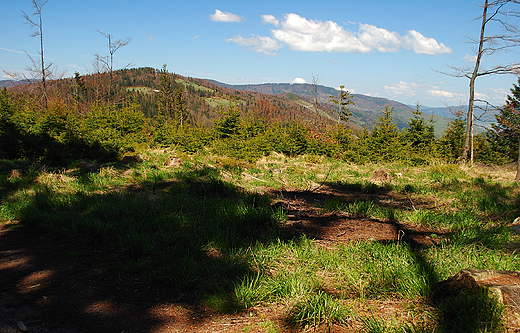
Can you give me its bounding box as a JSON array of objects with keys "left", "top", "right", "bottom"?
[
  {"left": 0, "top": 164, "right": 287, "bottom": 332},
  {"left": 270, "top": 178, "right": 508, "bottom": 332},
  {"left": 0, "top": 163, "right": 513, "bottom": 332}
]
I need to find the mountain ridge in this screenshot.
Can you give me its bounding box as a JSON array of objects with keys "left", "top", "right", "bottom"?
[{"left": 206, "top": 80, "right": 457, "bottom": 134}]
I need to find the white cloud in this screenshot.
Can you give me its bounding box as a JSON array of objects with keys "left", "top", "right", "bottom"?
[
  {"left": 384, "top": 81, "right": 418, "bottom": 96},
  {"left": 67, "top": 63, "right": 84, "bottom": 70},
  {"left": 428, "top": 89, "right": 455, "bottom": 98},
  {"left": 3, "top": 72, "right": 18, "bottom": 79},
  {"left": 463, "top": 54, "right": 477, "bottom": 62},
  {"left": 271, "top": 13, "right": 368, "bottom": 53},
  {"left": 490, "top": 87, "right": 507, "bottom": 95},
  {"left": 291, "top": 77, "right": 307, "bottom": 84},
  {"left": 488, "top": 88, "right": 508, "bottom": 105},
  {"left": 210, "top": 9, "right": 243, "bottom": 23},
  {"left": 0, "top": 47, "right": 26, "bottom": 55},
  {"left": 143, "top": 32, "right": 156, "bottom": 42},
  {"left": 326, "top": 58, "right": 340, "bottom": 64},
  {"left": 384, "top": 81, "right": 467, "bottom": 102},
  {"left": 475, "top": 92, "right": 488, "bottom": 100},
  {"left": 261, "top": 14, "right": 279, "bottom": 26},
  {"left": 228, "top": 13, "right": 452, "bottom": 56},
  {"left": 226, "top": 35, "right": 281, "bottom": 55},
  {"left": 358, "top": 24, "right": 402, "bottom": 52},
  {"left": 334, "top": 86, "right": 355, "bottom": 93},
  {"left": 403, "top": 30, "right": 452, "bottom": 55}
]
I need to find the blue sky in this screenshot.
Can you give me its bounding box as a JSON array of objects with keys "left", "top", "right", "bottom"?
[{"left": 1, "top": 0, "right": 519, "bottom": 107}]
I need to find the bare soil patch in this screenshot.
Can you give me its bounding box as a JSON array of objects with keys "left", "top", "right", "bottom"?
[{"left": 268, "top": 184, "right": 447, "bottom": 249}]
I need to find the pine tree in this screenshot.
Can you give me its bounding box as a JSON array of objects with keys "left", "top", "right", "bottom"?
[
  {"left": 438, "top": 107, "right": 466, "bottom": 162},
  {"left": 73, "top": 72, "right": 87, "bottom": 103},
  {"left": 174, "top": 87, "right": 188, "bottom": 128},
  {"left": 490, "top": 77, "right": 520, "bottom": 180},
  {"left": 403, "top": 103, "right": 435, "bottom": 154},
  {"left": 156, "top": 65, "right": 175, "bottom": 121},
  {"left": 329, "top": 85, "right": 354, "bottom": 123},
  {"left": 370, "top": 106, "right": 401, "bottom": 161},
  {"left": 215, "top": 103, "right": 242, "bottom": 138}
]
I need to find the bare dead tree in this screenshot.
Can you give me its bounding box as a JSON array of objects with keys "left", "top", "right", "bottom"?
[
  {"left": 96, "top": 30, "right": 132, "bottom": 101},
  {"left": 22, "top": 0, "right": 51, "bottom": 109},
  {"left": 87, "top": 53, "right": 110, "bottom": 103},
  {"left": 439, "top": 0, "right": 520, "bottom": 164},
  {"left": 309, "top": 73, "right": 323, "bottom": 125}
]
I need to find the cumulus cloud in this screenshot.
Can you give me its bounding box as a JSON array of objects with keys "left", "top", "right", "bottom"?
[
  {"left": 227, "top": 35, "right": 281, "bottom": 55},
  {"left": 384, "top": 81, "right": 418, "bottom": 96},
  {"left": 271, "top": 13, "right": 368, "bottom": 53},
  {"left": 261, "top": 14, "right": 279, "bottom": 26},
  {"left": 228, "top": 13, "right": 452, "bottom": 56},
  {"left": 358, "top": 24, "right": 402, "bottom": 53},
  {"left": 427, "top": 84, "right": 465, "bottom": 100},
  {"left": 428, "top": 89, "right": 456, "bottom": 98},
  {"left": 403, "top": 30, "right": 452, "bottom": 55},
  {"left": 490, "top": 87, "right": 507, "bottom": 95},
  {"left": 210, "top": 9, "right": 243, "bottom": 23}
]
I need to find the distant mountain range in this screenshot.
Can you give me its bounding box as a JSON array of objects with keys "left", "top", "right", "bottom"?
[
  {"left": 208, "top": 80, "right": 500, "bottom": 134},
  {"left": 208, "top": 80, "right": 460, "bottom": 135},
  {"left": 0, "top": 79, "right": 36, "bottom": 89}
]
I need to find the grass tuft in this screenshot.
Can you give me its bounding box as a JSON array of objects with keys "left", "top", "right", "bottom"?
[{"left": 286, "top": 291, "right": 352, "bottom": 329}]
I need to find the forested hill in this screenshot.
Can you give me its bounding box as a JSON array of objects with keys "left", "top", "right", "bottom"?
[
  {"left": 4, "top": 67, "right": 334, "bottom": 127},
  {"left": 207, "top": 80, "right": 454, "bottom": 132}
]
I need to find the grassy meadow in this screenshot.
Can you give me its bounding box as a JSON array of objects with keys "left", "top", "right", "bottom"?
[{"left": 1, "top": 150, "right": 520, "bottom": 332}]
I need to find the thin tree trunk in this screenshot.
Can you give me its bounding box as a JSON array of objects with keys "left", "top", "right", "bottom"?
[
  {"left": 38, "top": 5, "right": 47, "bottom": 110},
  {"left": 108, "top": 34, "right": 113, "bottom": 102},
  {"left": 515, "top": 139, "right": 520, "bottom": 182},
  {"left": 463, "top": 0, "right": 488, "bottom": 163}
]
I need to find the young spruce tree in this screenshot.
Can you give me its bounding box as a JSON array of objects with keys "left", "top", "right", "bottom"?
[
  {"left": 370, "top": 106, "right": 401, "bottom": 161},
  {"left": 157, "top": 64, "right": 175, "bottom": 122},
  {"left": 438, "top": 107, "right": 466, "bottom": 162},
  {"left": 403, "top": 102, "right": 435, "bottom": 159},
  {"left": 490, "top": 77, "right": 520, "bottom": 180}
]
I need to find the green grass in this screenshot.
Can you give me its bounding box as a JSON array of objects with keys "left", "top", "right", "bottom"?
[
  {"left": 175, "top": 78, "right": 215, "bottom": 93},
  {"left": 125, "top": 86, "right": 156, "bottom": 94},
  {"left": 286, "top": 291, "right": 352, "bottom": 329},
  {"left": 204, "top": 97, "right": 233, "bottom": 109},
  {"left": 1, "top": 152, "right": 519, "bottom": 332}
]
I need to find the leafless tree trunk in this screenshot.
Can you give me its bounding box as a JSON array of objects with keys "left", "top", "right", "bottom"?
[
  {"left": 462, "top": 1, "right": 487, "bottom": 163},
  {"left": 87, "top": 54, "right": 111, "bottom": 104},
  {"left": 309, "top": 73, "right": 323, "bottom": 125},
  {"left": 22, "top": 0, "right": 50, "bottom": 109},
  {"left": 440, "top": 0, "right": 520, "bottom": 164},
  {"left": 97, "top": 30, "right": 132, "bottom": 101},
  {"left": 515, "top": 139, "right": 520, "bottom": 182}
]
